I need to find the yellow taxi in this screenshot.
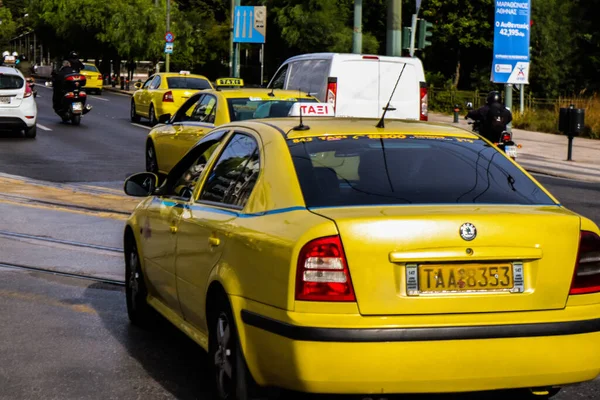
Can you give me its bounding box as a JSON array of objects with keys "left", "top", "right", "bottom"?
[
  {"left": 144, "top": 78, "right": 317, "bottom": 176},
  {"left": 122, "top": 105, "right": 600, "bottom": 399},
  {"left": 130, "top": 71, "right": 213, "bottom": 126},
  {"left": 79, "top": 62, "right": 103, "bottom": 95}
]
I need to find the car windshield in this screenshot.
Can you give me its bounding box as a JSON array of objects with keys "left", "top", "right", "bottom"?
[
  {"left": 167, "top": 77, "right": 211, "bottom": 90},
  {"left": 0, "top": 74, "right": 24, "bottom": 90},
  {"left": 287, "top": 134, "right": 555, "bottom": 207},
  {"left": 227, "top": 98, "right": 318, "bottom": 121},
  {"left": 83, "top": 64, "right": 99, "bottom": 72}
]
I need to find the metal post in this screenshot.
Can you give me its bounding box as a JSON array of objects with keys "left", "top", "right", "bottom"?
[
  {"left": 165, "top": 0, "right": 170, "bottom": 73},
  {"left": 567, "top": 136, "right": 574, "bottom": 161},
  {"left": 409, "top": 14, "right": 418, "bottom": 57},
  {"left": 352, "top": 0, "right": 362, "bottom": 54},
  {"left": 386, "top": 0, "right": 402, "bottom": 56},
  {"left": 260, "top": 44, "right": 264, "bottom": 86},
  {"left": 33, "top": 33, "right": 36, "bottom": 65},
  {"left": 232, "top": 0, "right": 241, "bottom": 78},
  {"left": 504, "top": 83, "right": 513, "bottom": 130},
  {"left": 520, "top": 84, "right": 525, "bottom": 114}
]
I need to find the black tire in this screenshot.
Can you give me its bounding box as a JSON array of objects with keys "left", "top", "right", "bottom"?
[
  {"left": 130, "top": 100, "right": 141, "bottom": 123},
  {"left": 97, "top": 89, "right": 102, "bottom": 96},
  {"left": 71, "top": 115, "right": 81, "bottom": 126},
  {"left": 125, "top": 240, "right": 157, "bottom": 328},
  {"left": 146, "top": 141, "right": 159, "bottom": 175},
  {"left": 24, "top": 125, "right": 37, "bottom": 139},
  {"left": 210, "top": 293, "right": 259, "bottom": 400},
  {"left": 148, "top": 104, "right": 157, "bottom": 126},
  {"left": 61, "top": 115, "right": 69, "bottom": 123}
]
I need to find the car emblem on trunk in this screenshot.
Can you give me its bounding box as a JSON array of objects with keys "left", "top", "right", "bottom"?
[{"left": 460, "top": 223, "right": 477, "bottom": 241}]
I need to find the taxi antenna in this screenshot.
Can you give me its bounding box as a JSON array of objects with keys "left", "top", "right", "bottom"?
[
  {"left": 293, "top": 89, "right": 310, "bottom": 131},
  {"left": 376, "top": 63, "right": 406, "bottom": 129}
]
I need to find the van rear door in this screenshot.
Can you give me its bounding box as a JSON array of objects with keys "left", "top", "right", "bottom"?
[
  {"left": 334, "top": 57, "right": 379, "bottom": 118},
  {"left": 379, "top": 59, "right": 420, "bottom": 120}
]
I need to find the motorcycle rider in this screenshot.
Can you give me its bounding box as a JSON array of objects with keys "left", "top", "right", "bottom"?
[
  {"left": 466, "top": 90, "right": 513, "bottom": 143},
  {"left": 51, "top": 51, "right": 84, "bottom": 111}
]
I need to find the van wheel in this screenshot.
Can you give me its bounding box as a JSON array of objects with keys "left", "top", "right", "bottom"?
[
  {"left": 24, "top": 125, "right": 37, "bottom": 139},
  {"left": 210, "top": 293, "right": 259, "bottom": 400}
]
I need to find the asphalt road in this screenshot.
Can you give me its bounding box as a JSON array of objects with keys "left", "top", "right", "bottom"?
[
  {"left": 0, "top": 89, "right": 599, "bottom": 399},
  {"left": 0, "top": 85, "right": 150, "bottom": 188}
]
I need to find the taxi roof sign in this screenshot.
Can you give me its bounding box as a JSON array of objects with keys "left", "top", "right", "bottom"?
[
  {"left": 288, "top": 103, "right": 335, "bottom": 117},
  {"left": 179, "top": 70, "right": 190, "bottom": 75},
  {"left": 216, "top": 78, "right": 244, "bottom": 87}
]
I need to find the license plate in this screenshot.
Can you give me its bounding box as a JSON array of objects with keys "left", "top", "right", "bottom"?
[
  {"left": 72, "top": 102, "right": 83, "bottom": 112},
  {"left": 406, "top": 262, "right": 524, "bottom": 295},
  {"left": 0, "top": 97, "right": 10, "bottom": 104},
  {"left": 505, "top": 145, "right": 518, "bottom": 158}
]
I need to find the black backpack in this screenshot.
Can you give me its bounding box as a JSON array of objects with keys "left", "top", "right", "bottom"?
[{"left": 484, "top": 103, "right": 508, "bottom": 140}]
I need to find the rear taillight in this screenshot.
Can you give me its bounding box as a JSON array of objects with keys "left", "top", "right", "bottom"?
[
  {"left": 163, "top": 91, "right": 174, "bottom": 102},
  {"left": 326, "top": 77, "right": 337, "bottom": 112},
  {"left": 362, "top": 55, "right": 379, "bottom": 60},
  {"left": 65, "top": 92, "right": 75, "bottom": 99},
  {"left": 502, "top": 132, "right": 512, "bottom": 142},
  {"left": 65, "top": 75, "right": 84, "bottom": 81},
  {"left": 295, "top": 235, "right": 355, "bottom": 302},
  {"left": 420, "top": 82, "right": 428, "bottom": 121},
  {"left": 570, "top": 231, "right": 600, "bottom": 295},
  {"left": 97, "top": 74, "right": 103, "bottom": 81},
  {"left": 79, "top": 91, "right": 87, "bottom": 97},
  {"left": 24, "top": 83, "right": 33, "bottom": 98}
]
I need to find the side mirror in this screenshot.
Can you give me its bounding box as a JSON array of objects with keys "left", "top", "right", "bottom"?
[
  {"left": 134, "top": 82, "right": 143, "bottom": 89},
  {"left": 124, "top": 172, "right": 158, "bottom": 197},
  {"left": 465, "top": 101, "right": 473, "bottom": 110},
  {"left": 158, "top": 113, "right": 171, "bottom": 124}
]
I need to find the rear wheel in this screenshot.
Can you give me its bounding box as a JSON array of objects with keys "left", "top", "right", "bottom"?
[
  {"left": 146, "top": 141, "right": 159, "bottom": 175},
  {"left": 130, "top": 100, "right": 141, "bottom": 123},
  {"left": 71, "top": 115, "right": 81, "bottom": 126},
  {"left": 24, "top": 124, "right": 37, "bottom": 139},
  {"left": 148, "top": 104, "right": 157, "bottom": 126},
  {"left": 209, "top": 292, "right": 259, "bottom": 400}
]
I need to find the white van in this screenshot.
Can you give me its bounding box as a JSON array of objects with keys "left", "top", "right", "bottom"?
[{"left": 266, "top": 53, "right": 428, "bottom": 121}]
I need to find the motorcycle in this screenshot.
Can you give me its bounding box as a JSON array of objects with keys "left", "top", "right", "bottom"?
[
  {"left": 466, "top": 118, "right": 520, "bottom": 161},
  {"left": 45, "top": 72, "right": 92, "bottom": 125},
  {"left": 25, "top": 77, "right": 37, "bottom": 98}
]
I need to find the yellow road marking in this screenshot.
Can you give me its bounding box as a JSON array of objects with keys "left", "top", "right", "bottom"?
[{"left": 0, "top": 289, "right": 97, "bottom": 315}]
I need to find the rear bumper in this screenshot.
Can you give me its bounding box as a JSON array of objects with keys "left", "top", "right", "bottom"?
[
  {"left": 0, "top": 116, "right": 27, "bottom": 130},
  {"left": 235, "top": 300, "right": 600, "bottom": 394},
  {"left": 0, "top": 99, "right": 37, "bottom": 128}
]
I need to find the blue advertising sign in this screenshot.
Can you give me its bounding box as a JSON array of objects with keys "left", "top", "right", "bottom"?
[
  {"left": 233, "top": 6, "right": 267, "bottom": 44},
  {"left": 491, "top": 0, "right": 531, "bottom": 84},
  {"left": 164, "top": 43, "right": 174, "bottom": 54}
]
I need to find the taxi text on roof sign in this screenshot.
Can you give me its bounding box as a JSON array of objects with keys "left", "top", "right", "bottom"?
[
  {"left": 288, "top": 103, "right": 335, "bottom": 117},
  {"left": 216, "top": 78, "right": 244, "bottom": 86}
]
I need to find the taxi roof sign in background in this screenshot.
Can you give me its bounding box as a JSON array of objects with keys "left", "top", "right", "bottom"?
[
  {"left": 233, "top": 6, "right": 266, "bottom": 44},
  {"left": 491, "top": 0, "right": 531, "bottom": 84}
]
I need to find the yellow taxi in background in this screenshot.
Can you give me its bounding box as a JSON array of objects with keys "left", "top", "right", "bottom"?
[
  {"left": 78, "top": 62, "right": 103, "bottom": 95},
  {"left": 130, "top": 71, "right": 213, "bottom": 126},
  {"left": 145, "top": 78, "right": 317, "bottom": 176},
  {"left": 122, "top": 104, "right": 600, "bottom": 399}
]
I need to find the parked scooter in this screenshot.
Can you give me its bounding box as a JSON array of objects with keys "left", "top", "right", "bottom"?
[{"left": 45, "top": 72, "right": 92, "bottom": 125}]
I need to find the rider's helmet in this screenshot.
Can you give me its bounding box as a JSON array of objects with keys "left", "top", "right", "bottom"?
[
  {"left": 68, "top": 51, "right": 79, "bottom": 60},
  {"left": 486, "top": 91, "right": 501, "bottom": 105}
]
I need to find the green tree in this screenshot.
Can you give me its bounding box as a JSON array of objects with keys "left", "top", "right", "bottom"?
[{"left": 0, "top": 7, "right": 17, "bottom": 48}]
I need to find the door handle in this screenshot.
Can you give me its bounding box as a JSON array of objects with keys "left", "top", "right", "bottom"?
[{"left": 208, "top": 237, "right": 220, "bottom": 246}]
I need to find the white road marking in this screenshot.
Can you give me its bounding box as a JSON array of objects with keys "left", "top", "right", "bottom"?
[
  {"left": 88, "top": 95, "right": 109, "bottom": 102},
  {"left": 131, "top": 123, "right": 151, "bottom": 130},
  {"left": 37, "top": 124, "right": 52, "bottom": 131}
]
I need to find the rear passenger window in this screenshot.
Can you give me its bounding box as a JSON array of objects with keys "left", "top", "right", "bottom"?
[
  {"left": 270, "top": 65, "right": 288, "bottom": 89},
  {"left": 286, "top": 60, "right": 329, "bottom": 99},
  {"left": 199, "top": 133, "right": 260, "bottom": 208}
]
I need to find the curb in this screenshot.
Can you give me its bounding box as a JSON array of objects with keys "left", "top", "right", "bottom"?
[
  {"left": 522, "top": 166, "right": 600, "bottom": 183},
  {"left": 103, "top": 87, "right": 134, "bottom": 96}
]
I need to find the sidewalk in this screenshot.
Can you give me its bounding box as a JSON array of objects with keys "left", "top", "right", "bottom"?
[
  {"left": 103, "top": 85, "right": 135, "bottom": 95},
  {"left": 429, "top": 112, "right": 600, "bottom": 183}
]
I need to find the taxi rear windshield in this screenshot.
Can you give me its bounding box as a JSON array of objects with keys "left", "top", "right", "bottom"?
[
  {"left": 0, "top": 75, "right": 24, "bottom": 90},
  {"left": 167, "top": 77, "right": 211, "bottom": 90},
  {"left": 288, "top": 135, "right": 555, "bottom": 207},
  {"left": 227, "top": 98, "right": 317, "bottom": 121},
  {"left": 83, "top": 64, "right": 99, "bottom": 72}
]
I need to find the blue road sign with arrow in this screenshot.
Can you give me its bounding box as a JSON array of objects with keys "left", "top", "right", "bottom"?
[{"left": 233, "top": 6, "right": 267, "bottom": 44}]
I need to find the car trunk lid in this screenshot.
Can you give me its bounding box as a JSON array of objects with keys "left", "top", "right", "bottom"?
[
  {"left": 310, "top": 205, "right": 580, "bottom": 315},
  {"left": 0, "top": 74, "right": 24, "bottom": 108}
]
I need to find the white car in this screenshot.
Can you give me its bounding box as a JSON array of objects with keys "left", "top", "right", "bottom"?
[{"left": 0, "top": 66, "right": 37, "bottom": 138}]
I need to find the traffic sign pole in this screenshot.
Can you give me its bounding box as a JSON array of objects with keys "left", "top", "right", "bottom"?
[
  {"left": 166, "top": 0, "right": 171, "bottom": 72},
  {"left": 232, "top": 0, "right": 241, "bottom": 78}
]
